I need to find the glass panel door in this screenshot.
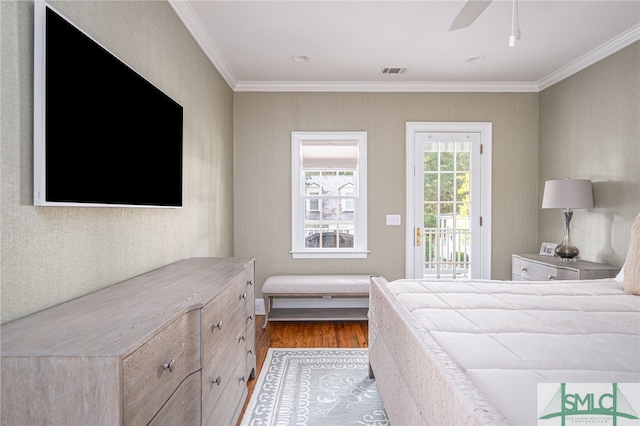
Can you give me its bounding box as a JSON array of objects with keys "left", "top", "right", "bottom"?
[{"left": 414, "top": 132, "right": 480, "bottom": 279}]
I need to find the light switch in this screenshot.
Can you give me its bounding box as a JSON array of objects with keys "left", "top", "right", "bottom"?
[{"left": 386, "top": 214, "right": 401, "bottom": 226}]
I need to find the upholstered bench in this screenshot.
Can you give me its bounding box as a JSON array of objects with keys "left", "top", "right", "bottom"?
[{"left": 261, "top": 275, "right": 372, "bottom": 328}]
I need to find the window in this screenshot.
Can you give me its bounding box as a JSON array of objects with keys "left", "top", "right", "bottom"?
[
  {"left": 305, "top": 183, "right": 320, "bottom": 212},
  {"left": 340, "top": 183, "right": 354, "bottom": 212},
  {"left": 291, "top": 132, "right": 367, "bottom": 259}
]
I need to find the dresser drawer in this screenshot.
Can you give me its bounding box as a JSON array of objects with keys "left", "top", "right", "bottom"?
[
  {"left": 201, "top": 284, "right": 247, "bottom": 420},
  {"left": 204, "top": 359, "right": 247, "bottom": 426},
  {"left": 245, "top": 321, "right": 256, "bottom": 378},
  {"left": 201, "top": 276, "right": 246, "bottom": 353},
  {"left": 244, "top": 262, "right": 255, "bottom": 292},
  {"left": 202, "top": 318, "right": 246, "bottom": 422},
  {"left": 123, "top": 309, "right": 201, "bottom": 425},
  {"left": 245, "top": 292, "right": 256, "bottom": 371},
  {"left": 239, "top": 268, "right": 254, "bottom": 307},
  {"left": 245, "top": 292, "right": 255, "bottom": 333},
  {"left": 149, "top": 370, "right": 201, "bottom": 426}
]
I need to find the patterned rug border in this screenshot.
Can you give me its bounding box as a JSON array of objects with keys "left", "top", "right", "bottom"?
[{"left": 240, "top": 348, "right": 388, "bottom": 426}]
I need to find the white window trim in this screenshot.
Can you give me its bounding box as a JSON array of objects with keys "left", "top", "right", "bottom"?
[{"left": 291, "top": 132, "right": 368, "bottom": 259}]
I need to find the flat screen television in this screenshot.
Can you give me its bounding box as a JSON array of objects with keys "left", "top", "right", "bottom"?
[{"left": 33, "top": 1, "right": 183, "bottom": 208}]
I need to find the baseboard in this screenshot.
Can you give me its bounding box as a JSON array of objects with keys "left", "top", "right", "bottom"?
[{"left": 255, "top": 298, "right": 265, "bottom": 315}]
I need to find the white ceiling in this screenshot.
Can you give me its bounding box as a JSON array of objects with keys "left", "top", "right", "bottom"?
[{"left": 169, "top": 1, "right": 640, "bottom": 92}]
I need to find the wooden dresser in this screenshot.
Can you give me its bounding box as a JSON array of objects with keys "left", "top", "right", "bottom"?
[
  {"left": 512, "top": 254, "right": 620, "bottom": 281},
  {"left": 1, "top": 257, "right": 255, "bottom": 426}
]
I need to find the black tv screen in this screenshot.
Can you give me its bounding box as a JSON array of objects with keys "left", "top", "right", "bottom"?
[{"left": 34, "top": 2, "right": 183, "bottom": 208}]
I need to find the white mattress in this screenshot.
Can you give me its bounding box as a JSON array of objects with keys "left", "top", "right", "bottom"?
[{"left": 378, "top": 278, "right": 640, "bottom": 425}]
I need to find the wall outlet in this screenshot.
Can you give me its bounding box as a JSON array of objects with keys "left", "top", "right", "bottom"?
[{"left": 386, "top": 214, "right": 401, "bottom": 226}]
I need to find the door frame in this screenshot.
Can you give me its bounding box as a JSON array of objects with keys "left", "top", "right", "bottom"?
[{"left": 405, "top": 122, "right": 492, "bottom": 279}]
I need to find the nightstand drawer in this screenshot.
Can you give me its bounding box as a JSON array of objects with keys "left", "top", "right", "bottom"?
[
  {"left": 512, "top": 254, "right": 619, "bottom": 282},
  {"left": 520, "top": 259, "right": 578, "bottom": 281}
]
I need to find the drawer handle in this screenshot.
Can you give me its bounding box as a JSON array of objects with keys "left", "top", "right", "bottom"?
[
  {"left": 247, "top": 280, "right": 253, "bottom": 286},
  {"left": 247, "top": 314, "right": 254, "bottom": 322},
  {"left": 248, "top": 349, "right": 253, "bottom": 355},
  {"left": 239, "top": 375, "right": 246, "bottom": 383},
  {"left": 213, "top": 320, "right": 223, "bottom": 331},
  {"left": 212, "top": 376, "right": 221, "bottom": 386},
  {"left": 239, "top": 335, "right": 246, "bottom": 342},
  {"left": 521, "top": 267, "right": 527, "bottom": 272},
  {"left": 240, "top": 293, "right": 247, "bottom": 300},
  {"left": 548, "top": 275, "right": 555, "bottom": 280},
  {"left": 163, "top": 359, "right": 175, "bottom": 373}
]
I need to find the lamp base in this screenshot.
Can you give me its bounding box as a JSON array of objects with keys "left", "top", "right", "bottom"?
[
  {"left": 555, "top": 244, "right": 579, "bottom": 261},
  {"left": 555, "top": 209, "right": 579, "bottom": 261}
]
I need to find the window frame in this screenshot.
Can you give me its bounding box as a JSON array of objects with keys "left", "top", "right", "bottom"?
[{"left": 291, "top": 131, "right": 368, "bottom": 259}]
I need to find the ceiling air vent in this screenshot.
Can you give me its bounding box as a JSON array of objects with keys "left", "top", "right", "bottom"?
[{"left": 380, "top": 67, "right": 408, "bottom": 75}]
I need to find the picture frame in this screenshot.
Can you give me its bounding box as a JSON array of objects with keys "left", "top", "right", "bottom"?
[{"left": 539, "top": 242, "right": 557, "bottom": 256}]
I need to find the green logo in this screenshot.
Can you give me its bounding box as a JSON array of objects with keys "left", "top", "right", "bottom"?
[{"left": 539, "top": 383, "right": 639, "bottom": 425}]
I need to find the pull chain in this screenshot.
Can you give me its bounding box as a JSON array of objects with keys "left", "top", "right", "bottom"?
[{"left": 509, "top": 0, "right": 521, "bottom": 47}]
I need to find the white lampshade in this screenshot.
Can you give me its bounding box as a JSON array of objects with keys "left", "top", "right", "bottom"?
[{"left": 542, "top": 179, "right": 594, "bottom": 209}]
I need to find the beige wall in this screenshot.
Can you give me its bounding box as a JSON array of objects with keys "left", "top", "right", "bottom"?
[
  {"left": 3, "top": 1, "right": 634, "bottom": 326},
  {"left": 234, "top": 92, "right": 539, "bottom": 293},
  {"left": 539, "top": 42, "right": 640, "bottom": 267},
  {"left": 1, "top": 1, "right": 235, "bottom": 324}
]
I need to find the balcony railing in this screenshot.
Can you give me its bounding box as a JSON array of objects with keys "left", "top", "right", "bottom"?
[
  {"left": 423, "top": 227, "right": 470, "bottom": 279},
  {"left": 304, "top": 229, "right": 354, "bottom": 248}
]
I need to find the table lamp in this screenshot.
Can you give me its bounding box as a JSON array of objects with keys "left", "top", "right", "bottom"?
[{"left": 541, "top": 178, "right": 594, "bottom": 260}]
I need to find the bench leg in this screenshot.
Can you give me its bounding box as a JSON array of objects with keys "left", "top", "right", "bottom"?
[{"left": 262, "top": 295, "right": 271, "bottom": 329}]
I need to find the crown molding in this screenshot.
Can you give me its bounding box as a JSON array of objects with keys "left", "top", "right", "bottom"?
[
  {"left": 233, "top": 81, "right": 539, "bottom": 92},
  {"left": 168, "top": 0, "right": 238, "bottom": 89},
  {"left": 170, "top": 1, "right": 638, "bottom": 93},
  {"left": 537, "top": 24, "right": 640, "bottom": 91}
]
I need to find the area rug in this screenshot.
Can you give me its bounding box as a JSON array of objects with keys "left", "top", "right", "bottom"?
[{"left": 240, "top": 348, "right": 389, "bottom": 426}]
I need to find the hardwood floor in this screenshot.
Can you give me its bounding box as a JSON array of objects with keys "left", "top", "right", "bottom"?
[{"left": 238, "top": 316, "right": 369, "bottom": 423}]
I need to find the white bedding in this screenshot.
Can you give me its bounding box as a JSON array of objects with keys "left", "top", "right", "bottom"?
[{"left": 369, "top": 278, "right": 640, "bottom": 425}]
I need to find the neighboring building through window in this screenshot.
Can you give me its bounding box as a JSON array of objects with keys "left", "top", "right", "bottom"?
[{"left": 291, "top": 132, "right": 367, "bottom": 259}]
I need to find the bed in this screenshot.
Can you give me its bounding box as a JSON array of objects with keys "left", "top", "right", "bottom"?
[{"left": 368, "top": 215, "right": 640, "bottom": 425}]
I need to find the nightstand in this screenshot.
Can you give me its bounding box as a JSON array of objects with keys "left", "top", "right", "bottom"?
[{"left": 512, "top": 254, "right": 621, "bottom": 281}]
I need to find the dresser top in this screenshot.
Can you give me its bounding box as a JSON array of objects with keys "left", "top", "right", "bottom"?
[{"left": 1, "top": 257, "right": 253, "bottom": 357}]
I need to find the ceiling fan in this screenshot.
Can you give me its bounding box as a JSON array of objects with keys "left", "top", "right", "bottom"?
[
  {"left": 449, "top": 0, "right": 521, "bottom": 47},
  {"left": 449, "top": 0, "right": 493, "bottom": 31}
]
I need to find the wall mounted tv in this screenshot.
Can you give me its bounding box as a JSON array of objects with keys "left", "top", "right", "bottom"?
[{"left": 33, "top": 1, "right": 183, "bottom": 208}]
